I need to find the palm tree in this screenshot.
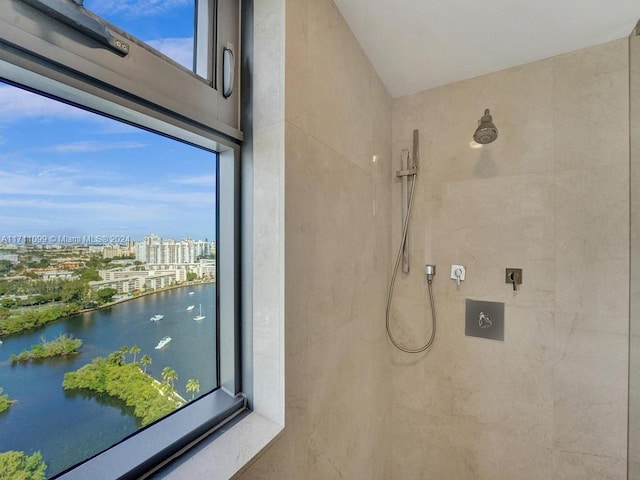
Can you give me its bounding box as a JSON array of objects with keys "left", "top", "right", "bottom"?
[
  {"left": 160, "top": 382, "right": 173, "bottom": 396},
  {"left": 120, "top": 345, "right": 129, "bottom": 361},
  {"left": 186, "top": 378, "right": 200, "bottom": 400},
  {"left": 108, "top": 350, "right": 125, "bottom": 366},
  {"left": 130, "top": 345, "right": 141, "bottom": 363},
  {"left": 140, "top": 354, "right": 151, "bottom": 373},
  {"left": 161, "top": 367, "right": 178, "bottom": 389}
]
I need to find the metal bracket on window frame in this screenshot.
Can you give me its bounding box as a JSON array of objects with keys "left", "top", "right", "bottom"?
[{"left": 20, "top": 0, "right": 129, "bottom": 56}]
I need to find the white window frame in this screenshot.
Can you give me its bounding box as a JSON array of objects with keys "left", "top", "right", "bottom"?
[{"left": 0, "top": 0, "right": 245, "bottom": 477}]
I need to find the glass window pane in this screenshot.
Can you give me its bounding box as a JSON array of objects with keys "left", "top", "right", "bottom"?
[
  {"left": 84, "top": 0, "right": 197, "bottom": 72},
  {"left": 0, "top": 81, "right": 218, "bottom": 479}
]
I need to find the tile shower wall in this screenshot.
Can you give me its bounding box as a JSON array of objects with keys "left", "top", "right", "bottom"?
[
  {"left": 236, "top": 0, "right": 393, "bottom": 478},
  {"left": 631, "top": 24, "right": 640, "bottom": 479},
  {"left": 390, "top": 38, "right": 629, "bottom": 479}
]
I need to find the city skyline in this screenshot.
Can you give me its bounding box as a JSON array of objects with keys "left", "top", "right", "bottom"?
[{"left": 0, "top": 3, "right": 216, "bottom": 243}]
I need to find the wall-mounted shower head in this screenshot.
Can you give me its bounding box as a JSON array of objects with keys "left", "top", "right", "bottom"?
[{"left": 473, "top": 108, "right": 498, "bottom": 144}]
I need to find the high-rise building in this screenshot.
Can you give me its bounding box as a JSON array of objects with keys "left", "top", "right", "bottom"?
[{"left": 134, "top": 235, "right": 215, "bottom": 265}]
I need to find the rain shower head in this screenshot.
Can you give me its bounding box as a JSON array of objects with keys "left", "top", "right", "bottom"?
[{"left": 473, "top": 108, "right": 498, "bottom": 144}]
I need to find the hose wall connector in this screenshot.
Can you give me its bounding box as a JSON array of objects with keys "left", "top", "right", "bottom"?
[{"left": 425, "top": 264, "right": 436, "bottom": 283}]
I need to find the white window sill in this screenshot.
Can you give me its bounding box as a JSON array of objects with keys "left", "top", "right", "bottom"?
[{"left": 153, "top": 412, "right": 283, "bottom": 479}]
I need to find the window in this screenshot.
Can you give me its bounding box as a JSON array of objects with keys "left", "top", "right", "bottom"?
[
  {"left": 0, "top": 0, "right": 243, "bottom": 478},
  {"left": 83, "top": 0, "right": 197, "bottom": 71}
]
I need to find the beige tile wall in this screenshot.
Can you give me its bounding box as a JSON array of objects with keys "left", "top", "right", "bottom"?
[
  {"left": 236, "top": 2, "right": 630, "bottom": 479},
  {"left": 629, "top": 25, "right": 640, "bottom": 479},
  {"left": 390, "top": 38, "right": 629, "bottom": 480},
  {"left": 236, "top": 0, "right": 393, "bottom": 478}
]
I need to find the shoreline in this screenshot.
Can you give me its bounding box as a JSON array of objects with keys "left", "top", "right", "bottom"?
[
  {"left": 0, "top": 280, "right": 215, "bottom": 339},
  {"left": 76, "top": 279, "right": 216, "bottom": 315}
]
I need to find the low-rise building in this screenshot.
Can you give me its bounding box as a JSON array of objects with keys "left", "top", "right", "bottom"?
[
  {"left": 91, "top": 267, "right": 185, "bottom": 293},
  {"left": 41, "top": 270, "right": 78, "bottom": 281}
]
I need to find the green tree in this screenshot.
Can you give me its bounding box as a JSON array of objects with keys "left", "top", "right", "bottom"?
[
  {"left": 0, "top": 387, "right": 13, "bottom": 413},
  {"left": 108, "top": 350, "right": 125, "bottom": 366},
  {"left": 130, "top": 345, "right": 141, "bottom": 363},
  {"left": 0, "top": 451, "right": 46, "bottom": 480},
  {"left": 140, "top": 354, "right": 152, "bottom": 373},
  {"left": 1, "top": 298, "right": 16, "bottom": 309},
  {"left": 77, "top": 267, "right": 101, "bottom": 282},
  {"left": 63, "top": 353, "right": 180, "bottom": 426},
  {"left": 95, "top": 287, "right": 117, "bottom": 304},
  {"left": 186, "top": 378, "right": 200, "bottom": 400},
  {"left": 60, "top": 280, "right": 84, "bottom": 303},
  {"left": 161, "top": 367, "right": 178, "bottom": 389},
  {"left": 11, "top": 334, "right": 82, "bottom": 363},
  {"left": 0, "top": 260, "right": 13, "bottom": 276},
  {"left": 29, "top": 295, "right": 46, "bottom": 306},
  {"left": 186, "top": 272, "right": 197, "bottom": 281}
]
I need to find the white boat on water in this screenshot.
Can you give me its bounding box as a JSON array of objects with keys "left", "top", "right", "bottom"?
[
  {"left": 188, "top": 291, "right": 195, "bottom": 295},
  {"left": 155, "top": 336, "right": 172, "bottom": 349},
  {"left": 194, "top": 304, "right": 205, "bottom": 321},
  {"left": 186, "top": 305, "right": 195, "bottom": 311},
  {"left": 150, "top": 314, "right": 164, "bottom": 322}
]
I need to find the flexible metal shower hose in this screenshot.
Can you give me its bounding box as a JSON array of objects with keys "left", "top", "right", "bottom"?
[{"left": 385, "top": 174, "right": 436, "bottom": 353}]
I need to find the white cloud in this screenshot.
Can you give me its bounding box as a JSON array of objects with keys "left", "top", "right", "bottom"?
[
  {"left": 0, "top": 167, "right": 214, "bottom": 206},
  {"left": 82, "top": 185, "right": 215, "bottom": 206},
  {"left": 36, "top": 165, "right": 83, "bottom": 178},
  {"left": 0, "top": 168, "right": 81, "bottom": 196},
  {"left": 0, "top": 86, "right": 147, "bottom": 134},
  {"left": 32, "top": 141, "right": 147, "bottom": 154},
  {"left": 146, "top": 37, "right": 194, "bottom": 70},
  {"left": 0, "top": 86, "right": 92, "bottom": 123},
  {"left": 171, "top": 174, "right": 216, "bottom": 186},
  {"left": 86, "top": 0, "right": 191, "bottom": 18}
]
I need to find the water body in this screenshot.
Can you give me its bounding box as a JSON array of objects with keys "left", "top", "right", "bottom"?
[{"left": 0, "top": 283, "right": 216, "bottom": 478}]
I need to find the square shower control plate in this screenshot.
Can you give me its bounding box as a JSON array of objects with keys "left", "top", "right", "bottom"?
[{"left": 465, "top": 299, "right": 504, "bottom": 341}]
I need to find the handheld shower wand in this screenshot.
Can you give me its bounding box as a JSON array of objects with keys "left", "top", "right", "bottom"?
[
  {"left": 386, "top": 130, "right": 437, "bottom": 354},
  {"left": 395, "top": 129, "right": 418, "bottom": 273}
]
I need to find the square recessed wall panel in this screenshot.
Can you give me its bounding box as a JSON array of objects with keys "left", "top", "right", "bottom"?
[{"left": 465, "top": 299, "right": 504, "bottom": 341}]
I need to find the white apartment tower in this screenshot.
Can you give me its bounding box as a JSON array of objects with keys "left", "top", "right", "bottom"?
[{"left": 134, "top": 234, "right": 214, "bottom": 265}]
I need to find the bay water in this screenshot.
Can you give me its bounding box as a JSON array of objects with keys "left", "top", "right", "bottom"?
[{"left": 0, "top": 283, "right": 216, "bottom": 477}]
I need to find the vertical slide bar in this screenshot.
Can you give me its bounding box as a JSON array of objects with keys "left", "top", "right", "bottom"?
[
  {"left": 401, "top": 149, "right": 410, "bottom": 273},
  {"left": 412, "top": 129, "right": 419, "bottom": 169}
]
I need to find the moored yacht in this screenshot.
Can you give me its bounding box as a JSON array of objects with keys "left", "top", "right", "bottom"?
[
  {"left": 193, "top": 304, "right": 205, "bottom": 321},
  {"left": 154, "top": 336, "right": 172, "bottom": 349}
]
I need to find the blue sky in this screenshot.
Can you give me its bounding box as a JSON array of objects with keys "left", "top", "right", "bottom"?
[
  {"left": 0, "top": 1, "right": 217, "bottom": 244},
  {"left": 85, "top": 0, "right": 195, "bottom": 69}
]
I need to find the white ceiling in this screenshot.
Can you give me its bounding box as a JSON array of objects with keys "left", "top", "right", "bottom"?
[{"left": 333, "top": 0, "right": 640, "bottom": 98}]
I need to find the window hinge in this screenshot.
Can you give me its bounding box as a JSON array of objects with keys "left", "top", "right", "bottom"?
[{"left": 20, "top": 0, "right": 129, "bottom": 56}]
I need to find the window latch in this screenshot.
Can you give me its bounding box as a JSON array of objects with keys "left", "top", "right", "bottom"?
[
  {"left": 20, "top": 0, "right": 129, "bottom": 56},
  {"left": 222, "top": 43, "right": 235, "bottom": 98}
]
